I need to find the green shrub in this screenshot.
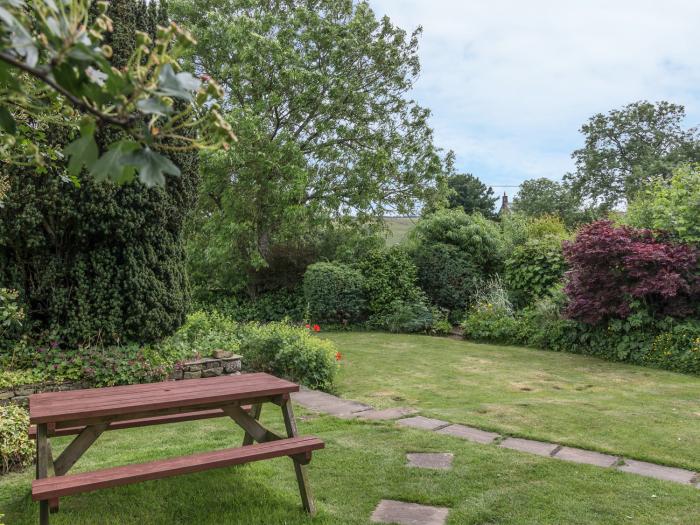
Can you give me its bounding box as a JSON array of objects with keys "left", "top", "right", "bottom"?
[
  {"left": 413, "top": 243, "right": 480, "bottom": 319},
  {"left": 303, "top": 262, "right": 366, "bottom": 323},
  {"left": 370, "top": 299, "right": 450, "bottom": 334},
  {"left": 625, "top": 164, "right": 700, "bottom": 243},
  {"left": 194, "top": 288, "right": 306, "bottom": 323},
  {"left": 356, "top": 247, "right": 423, "bottom": 316},
  {"left": 0, "top": 369, "right": 44, "bottom": 389},
  {"left": 5, "top": 342, "right": 172, "bottom": 387},
  {"left": 0, "top": 288, "right": 23, "bottom": 349},
  {"left": 237, "top": 322, "right": 337, "bottom": 390},
  {"left": 504, "top": 237, "right": 566, "bottom": 308},
  {"left": 0, "top": 405, "right": 34, "bottom": 474},
  {"left": 646, "top": 321, "right": 700, "bottom": 374},
  {"left": 526, "top": 215, "right": 569, "bottom": 240},
  {"left": 159, "top": 310, "right": 240, "bottom": 361},
  {"left": 461, "top": 304, "right": 522, "bottom": 344},
  {"left": 409, "top": 210, "right": 504, "bottom": 317}
]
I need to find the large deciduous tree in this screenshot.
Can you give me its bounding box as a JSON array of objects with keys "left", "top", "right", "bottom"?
[
  {"left": 513, "top": 177, "right": 584, "bottom": 226},
  {"left": 172, "top": 0, "right": 446, "bottom": 296},
  {"left": 565, "top": 101, "right": 700, "bottom": 212},
  {"left": 446, "top": 173, "right": 497, "bottom": 218}
]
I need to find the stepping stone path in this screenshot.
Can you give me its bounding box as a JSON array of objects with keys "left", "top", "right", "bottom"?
[
  {"left": 406, "top": 452, "right": 454, "bottom": 470},
  {"left": 371, "top": 500, "right": 449, "bottom": 525},
  {"left": 291, "top": 388, "right": 372, "bottom": 417},
  {"left": 437, "top": 424, "right": 498, "bottom": 444},
  {"left": 555, "top": 446, "right": 618, "bottom": 467},
  {"left": 354, "top": 407, "right": 419, "bottom": 420},
  {"left": 500, "top": 437, "right": 560, "bottom": 457},
  {"left": 396, "top": 416, "right": 449, "bottom": 431},
  {"left": 618, "top": 459, "right": 698, "bottom": 484},
  {"left": 291, "top": 388, "right": 700, "bottom": 490}
]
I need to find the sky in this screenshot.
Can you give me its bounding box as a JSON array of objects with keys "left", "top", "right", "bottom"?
[{"left": 369, "top": 0, "right": 700, "bottom": 199}]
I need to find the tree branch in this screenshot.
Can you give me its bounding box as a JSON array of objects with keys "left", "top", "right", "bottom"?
[{"left": 0, "top": 52, "right": 135, "bottom": 128}]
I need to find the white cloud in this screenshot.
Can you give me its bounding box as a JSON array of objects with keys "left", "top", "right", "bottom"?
[{"left": 369, "top": 0, "right": 700, "bottom": 189}]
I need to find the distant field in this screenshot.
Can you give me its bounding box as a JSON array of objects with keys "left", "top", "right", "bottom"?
[{"left": 383, "top": 216, "right": 417, "bottom": 245}]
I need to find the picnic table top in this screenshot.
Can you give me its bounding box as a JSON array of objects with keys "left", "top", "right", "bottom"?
[{"left": 29, "top": 373, "right": 300, "bottom": 425}]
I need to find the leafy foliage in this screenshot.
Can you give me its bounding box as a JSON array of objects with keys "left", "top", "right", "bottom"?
[
  {"left": 563, "top": 221, "right": 700, "bottom": 324},
  {"left": 625, "top": 164, "right": 700, "bottom": 244},
  {"left": 356, "top": 247, "right": 423, "bottom": 317},
  {"left": 409, "top": 209, "right": 504, "bottom": 315},
  {"left": 504, "top": 237, "right": 566, "bottom": 308},
  {"left": 303, "top": 263, "right": 366, "bottom": 323},
  {"left": 412, "top": 242, "right": 480, "bottom": 318},
  {"left": 647, "top": 320, "right": 700, "bottom": 374},
  {"left": 513, "top": 178, "right": 584, "bottom": 226},
  {"left": 0, "top": 1, "right": 199, "bottom": 346},
  {"left": 0, "top": 405, "right": 34, "bottom": 474},
  {"left": 565, "top": 101, "right": 700, "bottom": 211},
  {"left": 447, "top": 173, "right": 497, "bottom": 218},
  {"left": 238, "top": 322, "right": 337, "bottom": 391},
  {"left": 0, "top": 0, "right": 234, "bottom": 182},
  {"left": 370, "top": 299, "right": 449, "bottom": 335},
  {"left": 174, "top": 0, "right": 447, "bottom": 295}
]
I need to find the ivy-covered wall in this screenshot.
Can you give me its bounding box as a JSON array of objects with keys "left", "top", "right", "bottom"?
[{"left": 0, "top": 0, "right": 198, "bottom": 345}]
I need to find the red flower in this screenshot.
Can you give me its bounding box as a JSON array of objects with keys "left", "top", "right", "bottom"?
[
  {"left": 305, "top": 324, "right": 310, "bottom": 329},
  {"left": 313, "top": 324, "right": 321, "bottom": 332},
  {"left": 335, "top": 351, "right": 342, "bottom": 361}
]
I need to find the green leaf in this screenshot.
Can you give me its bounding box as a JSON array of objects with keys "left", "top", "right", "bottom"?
[
  {"left": 156, "top": 64, "right": 200, "bottom": 101},
  {"left": 121, "top": 147, "right": 181, "bottom": 187},
  {"left": 90, "top": 140, "right": 140, "bottom": 183},
  {"left": 63, "top": 120, "right": 98, "bottom": 177},
  {"left": 136, "top": 98, "right": 173, "bottom": 116},
  {"left": 0, "top": 106, "right": 16, "bottom": 134}
]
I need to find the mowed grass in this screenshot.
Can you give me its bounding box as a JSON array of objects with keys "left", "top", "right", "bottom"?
[
  {"left": 383, "top": 217, "right": 417, "bottom": 246},
  {"left": 326, "top": 332, "right": 700, "bottom": 471},
  {"left": 1, "top": 411, "right": 698, "bottom": 524}
]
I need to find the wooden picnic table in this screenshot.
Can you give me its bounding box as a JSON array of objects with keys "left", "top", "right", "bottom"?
[{"left": 28, "top": 373, "right": 324, "bottom": 525}]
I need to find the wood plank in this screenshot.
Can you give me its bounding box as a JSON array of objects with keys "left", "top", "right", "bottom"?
[
  {"left": 36, "top": 424, "right": 50, "bottom": 525},
  {"left": 28, "top": 407, "right": 253, "bottom": 439},
  {"left": 281, "top": 399, "right": 316, "bottom": 514},
  {"left": 32, "top": 437, "right": 325, "bottom": 501},
  {"left": 223, "top": 405, "right": 281, "bottom": 443},
  {"left": 53, "top": 424, "right": 108, "bottom": 476},
  {"left": 30, "top": 374, "right": 299, "bottom": 424},
  {"left": 31, "top": 374, "right": 283, "bottom": 405}
]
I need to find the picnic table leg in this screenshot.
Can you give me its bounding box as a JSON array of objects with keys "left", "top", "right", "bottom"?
[
  {"left": 280, "top": 397, "right": 316, "bottom": 515},
  {"left": 36, "top": 424, "right": 50, "bottom": 525},
  {"left": 46, "top": 443, "right": 59, "bottom": 513},
  {"left": 242, "top": 403, "right": 262, "bottom": 446}
]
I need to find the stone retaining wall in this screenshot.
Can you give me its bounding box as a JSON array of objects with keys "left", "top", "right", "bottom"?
[{"left": 0, "top": 354, "right": 242, "bottom": 407}]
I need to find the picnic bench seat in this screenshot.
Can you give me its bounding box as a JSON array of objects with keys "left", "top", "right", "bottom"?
[
  {"left": 32, "top": 436, "right": 324, "bottom": 501},
  {"left": 29, "top": 373, "right": 323, "bottom": 525}
]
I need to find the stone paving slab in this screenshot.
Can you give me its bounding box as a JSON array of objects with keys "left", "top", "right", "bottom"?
[
  {"left": 617, "top": 459, "right": 697, "bottom": 484},
  {"left": 291, "top": 389, "right": 372, "bottom": 416},
  {"left": 500, "top": 437, "right": 559, "bottom": 457},
  {"left": 436, "top": 424, "right": 499, "bottom": 444},
  {"left": 354, "top": 407, "right": 419, "bottom": 420},
  {"left": 396, "top": 416, "right": 449, "bottom": 431},
  {"left": 370, "top": 500, "right": 450, "bottom": 525},
  {"left": 553, "top": 446, "right": 618, "bottom": 467},
  {"left": 406, "top": 452, "right": 454, "bottom": 470}
]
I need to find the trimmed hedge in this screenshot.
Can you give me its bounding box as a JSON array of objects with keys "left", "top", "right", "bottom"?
[{"left": 303, "top": 262, "right": 366, "bottom": 323}]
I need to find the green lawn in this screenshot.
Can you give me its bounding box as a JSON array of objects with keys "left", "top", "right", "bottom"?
[
  {"left": 327, "top": 332, "right": 700, "bottom": 471},
  {"left": 383, "top": 217, "right": 417, "bottom": 246},
  {"left": 1, "top": 411, "right": 698, "bottom": 524}
]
